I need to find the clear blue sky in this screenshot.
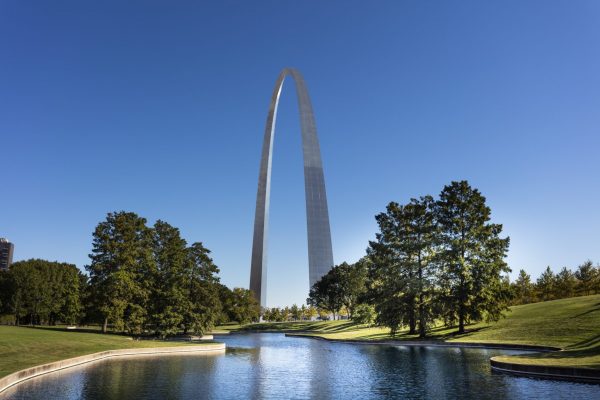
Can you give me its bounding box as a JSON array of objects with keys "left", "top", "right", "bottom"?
[{"left": 1, "top": 1, "right": 599, "bottom": 307}]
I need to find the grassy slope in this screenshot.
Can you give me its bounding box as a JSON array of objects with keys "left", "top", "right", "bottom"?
[
  {"left": 0, "top": 326, "right": 219, "bottom": 378},
  {"left": 218, "top": 295, "right": 600, "bottom": 369}
]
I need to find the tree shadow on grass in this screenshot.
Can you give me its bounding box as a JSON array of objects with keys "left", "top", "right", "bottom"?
[
  {"left": 427, "top": 325, "right": 491, "bottom": 341},
  {"left": 572, "top": 302, "right": 600, "bottom": 318},
  {"left": 503, "top": 334, "right": 600, "bottom": 367},
  {"left": 566, "top": 334, "right": 600, "bottom": 353},
  {"left": 24, "top": 325, "right": 137, "bottom": 338}
]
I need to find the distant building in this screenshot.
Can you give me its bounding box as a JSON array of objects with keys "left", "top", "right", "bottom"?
[{"left": 0, "top": 238, "right": 14, "bottom": 271}]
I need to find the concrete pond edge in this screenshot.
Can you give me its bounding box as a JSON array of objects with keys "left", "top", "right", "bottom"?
[
  {"left": 490, "top": 358, "right": 600, "bottom": 384},
  {"left": 0, "top": 343, "right": 226, "bottom": 394},
  {"left": 284, "top": 332, "right": 560, "bottom": 351}
]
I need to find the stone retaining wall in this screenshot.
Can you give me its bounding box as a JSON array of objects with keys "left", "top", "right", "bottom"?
[
  {"left": 490, "top": 358, "right": 600, "bottom": 384},
  {"left": 0, "top": 343, "right": 226, "bottom": 394}
]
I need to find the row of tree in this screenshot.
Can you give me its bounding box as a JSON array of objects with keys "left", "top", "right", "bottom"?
[
  {"left": 512, "top": 261, "right": 600, "bottom": 305},
  {"left": 261, "top": 304, "right": 328, "bottom": 322},
  {"left": 309, "top": 181, "right": 511, "bottom": 337},
  {"left": 0, "top": 259, "right": 84, "bottom": 325},
  {"left": 307, "top": 180, "right": 600, "bottom": 338},
  {"left": 0, "top": 212, "right": 260, "bottom": 337}
]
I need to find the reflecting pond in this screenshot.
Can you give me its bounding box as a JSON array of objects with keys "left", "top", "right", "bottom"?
[{"left": 2, "top": 333, "right": 598, "bottom": 399}]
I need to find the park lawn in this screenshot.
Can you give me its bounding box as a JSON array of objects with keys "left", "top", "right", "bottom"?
[
  {"left": 0, "top": 326, "right": 218, "bottom": 378},
  {"left": 225, "top": 295, "right": 600, "bottom": 369}
]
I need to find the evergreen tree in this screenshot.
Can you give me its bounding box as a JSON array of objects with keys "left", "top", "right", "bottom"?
[
  {"left": 151, "top": 220, "right": 189, "bottom": 337},
  {"left": 536, "top": 266, "right": 555, "bottom": 301},
  {"left": 87, "top": 211, "right": 155, "bottom": 334},
  {"left": 512, "top": 269, "right": 534, "bottom": 304},
  {"left": 575, "top": 260, "right": 598, "bottom": 296},
  {"left": 436, "top": 181, "right": 511, "bottom": 334},
  {"left": 184, "top": 242, "right": 221, "bottom": 335},
  {"left": 368, "top": 196, "right": 438, "bottom": 337},
  {"left": 555, "top": 267, "right": 577, "bottom": 299}
]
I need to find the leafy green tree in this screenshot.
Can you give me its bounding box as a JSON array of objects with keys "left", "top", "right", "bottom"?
[
  {"left": 59, "top": 266, "right": 85, "bottom": 325},
  {"left": 307, "top": 268, "right": 344, "bottom": 319},
  {"left": 353, "top": 303, "right": 376, "bottom": 326},
  {"left": 0, "top": 270, "right": 13, "bottom": 316},
  {"left": 512, "top": 269, "right": 535, "bottom": 305},
  {"left": 5, "top": 259, "right": 83, "bottom": 325},
  {"left": 536, "top": 266, "right": 555, "bottom": 301},
  {"left": 290, "top": 304, "right": 302, "bottom": 321},
  {"left": 216, "top": 284, "right": 234, "bottom": 324},
  {"left": 317, "top": 308, "right": 330, "bottom": 320},
  {"left": 555, "top": 267, "right": 577, "bottom": 299},
  {"left": 575, "top": 260, "right": 598, "bottom": 296},
  {"left": 304, "top": 305, "right": 317, "bottom": 320},
  {"left": 436, "top": 181, "right": 511, "bottom": 334},
  {"left": 268, "top": 307, "right": 284, "bottom": 322},
  {"left": 87, "top": 211, "right": 155, "bottom": 334},
  {"left": 262, "top": 307, "right": 273, "bottom": 322},
  {"left": 299, "top": 304, "right": 307, "bottom": 320},
  {"left": 226, "top": 288, "right": 260, "bottom": 324},
  {"left": 281, "top": 306, "right": 291, "bottom": 321},
  {"left": 336, "top": 261, "right": 368, "bottom": 320}
]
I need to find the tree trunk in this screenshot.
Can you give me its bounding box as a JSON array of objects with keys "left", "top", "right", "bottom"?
[
  {"left": 458, "top": 304, "right": 465, "bottom": 334},
  {"left": 102, "top": 317, "right": 108, "bottom": 333},
  {"left": 417, "top": 254, "right": 426, "bottom": 338},
  {"left": 408, "top": 298, "right": 416, "bottom": 335},
  {"left": 418, "top": 294, "right": 426, "bottom": 338},
  {"left": 409, "top": 310, "right": 416, "bottom": 335}
]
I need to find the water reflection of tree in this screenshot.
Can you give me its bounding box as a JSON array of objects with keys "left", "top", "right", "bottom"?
[
  {"left": 421, "top": 347, "right": 512, "bottom": 399},
  {"left": 356, "top": 345, "right": 515, "bottom": 399},
  {"left": 78, "top": 354, "right": 221, "bottom": 399}
]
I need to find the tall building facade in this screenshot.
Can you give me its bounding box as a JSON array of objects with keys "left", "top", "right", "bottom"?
[
  {"left": 250, "top": 68, "right": 334, "bottom": 307},
  {"left": 0, "top": 238, "right": 14, "bottom": 271}
]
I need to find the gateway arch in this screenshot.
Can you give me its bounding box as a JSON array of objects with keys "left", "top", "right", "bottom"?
[{"left": 250, "top": 68, "right": 334, "bottom": 307}]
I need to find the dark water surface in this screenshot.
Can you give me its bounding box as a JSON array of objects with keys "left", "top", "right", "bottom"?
[{"left": 2, "top": 333, "right": 598, "bottom": 399}]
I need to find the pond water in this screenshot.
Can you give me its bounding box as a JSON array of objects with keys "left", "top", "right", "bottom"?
[{"left": 2, "top": 333, "right": 598, "bottom": 399}]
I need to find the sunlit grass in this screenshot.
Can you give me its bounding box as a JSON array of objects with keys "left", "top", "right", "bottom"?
[
  {"left": 0, "top": 326, "right": 219, "bottom": 378},
  {"left": 223, "top": 295, "right": 600, "bottom": 369}
]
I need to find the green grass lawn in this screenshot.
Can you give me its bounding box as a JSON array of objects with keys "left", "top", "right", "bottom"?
[
  {"left": 220, "top": 295, "right": 600, "bottom": 369},
  {"left": 0, "top": 326, "right": 219, "bottom": 378}
]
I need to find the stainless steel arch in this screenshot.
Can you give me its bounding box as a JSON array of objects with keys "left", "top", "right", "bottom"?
[{"left": 250, "top": 68, "right": 334, "bottom": 306}]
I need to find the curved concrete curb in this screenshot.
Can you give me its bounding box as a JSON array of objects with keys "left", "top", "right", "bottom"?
[
  {"left": 287, "top": 333, "right": 600, "bottom": 384},
  {"left": 0, "top": 343, "right": 226, "bottom": 394},
  {"left": 490, "top": 358, "right": 600, "bottom": 384},
  {"left": 284, "top": 333, "right": 560, "bottom": 352}
]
